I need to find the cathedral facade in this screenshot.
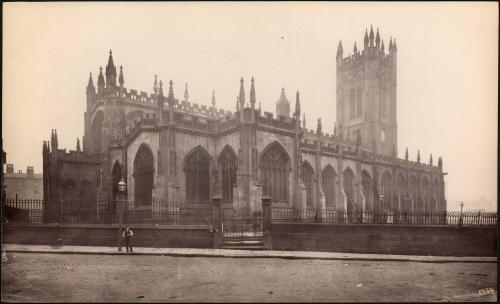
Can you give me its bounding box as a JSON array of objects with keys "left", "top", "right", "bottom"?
[{"left": 43, "top": 27, "right": 447, "bottom": 215}]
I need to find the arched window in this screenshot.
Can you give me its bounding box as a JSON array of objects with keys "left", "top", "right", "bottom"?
[
  {"left": 381, "top": 171, "right": 392, "bottom": 211},
  {"left": 356, "top": 87, "right": 363, "bottom": 117},
  {"left": 111, "top": 161, "right": 122, "bottom": 201},
  {"left": 343, "top": 167, "right": 355, "bottom": 211},
  {"left": 260, "top": 142, "right": 291, "bottom": 204},
  {"left": 134, "top": 144, "right": 154, "bottom": 204},
  {"left": 433, "top": 178, "right": 440, "bottom": 211},
  {"left": 349, "top": 89, "right": 356, "bottom": 119},
  {"left": 322, "top": 165, "right": 336, "bottom": 208},
  {"left": 91, "top": 111, "right": 104, "bottom": 154},
  {"left": 79, "top": 179, "right": 92, "bottom": 201},
  {"left": 302, "top": 161, "right": 314, "bottom": 208},
  {"left": 219, "top": 146, "right": 237, "bottom": 202},
  {"left": 397, "top": 173, "right": 408, "bottom": 211},
  {"left": 63, "top": 179, "right": 76, "bottom": 201},
  {"left": 422, "top": 178, "right": 429, "bottom": 212},
  {"left": 361, "top": 170, "right": 373, "bottom": 211},
  {"left": 185, "top": 146, "right": 211, "bottom": 202}
]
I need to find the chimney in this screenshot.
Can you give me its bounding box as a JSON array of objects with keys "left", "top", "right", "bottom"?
[
  {"left": 27, "top": 166, "right": 34, "bottom": 178},
  {"left": 6, "top": 163, "right": 14, "bottom": 174}
]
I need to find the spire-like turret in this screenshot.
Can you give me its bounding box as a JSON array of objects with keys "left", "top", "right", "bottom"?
[
  {"left": 236, "top": 97, "right": 240, "bottom": 111},
  {"left": 375, "top": 28, "right": 380, "bottom": 49},
  {"left": 250, "top": 77, "right": 256, "bottom": 105},
  {"left": 393, "top": 38, "right": 397, "bottom": 52},
  {"left": 295, "top": 91, "right": 301, "bottom": 117},
  {"left": 184, "top": 82, "right": 189, "bottom": 102},
  {"left": 153, "top": 75, "right": 159, "bottom": 95},
  {"left": 381, "top": 40, "right": 385, "bottom": 53},
  {"left": 211, "top": 90, "right": 216, "bottom": 107},
  {"left": 168, "top": 79, "right": 175, "bottom": 101},
  {"left": 369, "top": 25, "right": 374, "bottom": 47},
  {"left": 51, "top": 129, "right": 58, "bottom": 150},
  {"left": 76, "top": 138, "right": 81, "bottom": 152},
  {"left": 87, "top": 73, "right": 96, "bottom": 95},
  {"left": 417, "top": 150, "right": 421, "bottom": 163},
  {"left": 317, "top": 118, "right": 322, "bottom": 135},
  {"left": 336, "top": 40, "right": 343, "bottom": 60},
  {"left": 158, "top": 80, "right": 164, "bottom": 98},
  {"left": 276, "top": 87, "right": 290, "bottom": 118},
  {"left": 389, "top": 37, "right": 393, "bottom": 52},
  {"left": 239, "top": 77, "right": 246, "bottom": 107},
  {"left": 364, "top": 29, "right": 369, "bottom": 49},
  {"left": 405, "top": 147, "right": 409, "bottom": 160},
  {"left": 429, "top": 154, "right": 433, "bottom": 166},
  {"left": 105, "top": 50, "right": 117, "bottom": 88},
  {"left": 353, "top": 42, "right": 358, "bottom": 54},
  {"left": 97, "top": 67, "right": 105, "bottom": 94},
  {"left": 303, "top": 113, "right": 306, "bottom": 128},
  {"left": 438, "top": 157, "right": 443, "bottom": 170},
  {"left": 334, "top": 122, "right": 337, "bottom": 135},
  {"left": 118, "top": 65, "right": 124, "bottom": 87}
]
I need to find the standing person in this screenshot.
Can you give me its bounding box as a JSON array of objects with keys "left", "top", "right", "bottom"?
[{"left": 122, "top": 226, "right": 134, "bottom": 253}]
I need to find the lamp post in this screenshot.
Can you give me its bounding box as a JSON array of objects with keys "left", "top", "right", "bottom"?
[
  {"left": 379, "top": 194, "right": 384, "bottom": 224},
  {"left": 117, "top": 178, "right": 126, "bottom": 252},
  {"left": 459, "top": 201, "right": 464, "bottom": 226}
]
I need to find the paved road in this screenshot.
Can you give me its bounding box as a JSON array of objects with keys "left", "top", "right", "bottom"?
[{"left": 1, "top": 252, "right": 497, "bottom": 302}]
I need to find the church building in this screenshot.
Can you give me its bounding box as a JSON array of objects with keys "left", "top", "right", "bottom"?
[{"left": 43, "top": 27, "right": 447, "bottom": 216}]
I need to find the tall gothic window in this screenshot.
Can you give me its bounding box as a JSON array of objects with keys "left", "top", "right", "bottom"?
[
  {"left": 381, "top": 171, "right": 392, "bottom": 210},
  {"left": 361, "top": 170, "right": 373, "bottom": 211},
  {"left": 433, "top": 179, "right": 440, "bottom": 211},
  {"left": 134, "top": 144, "right": 154, "bottom": 204},
  {"left": 302, "top": 161, "right": 314, "bottom": 208},
  {"left": 79, "top": 179, "right": 92, "bottom": 201},
  {"left": 349, "top": 89, "right": 356, "bottom": 119},
  {"left": 63, "top": 179, "right": 76, "bottom": 201},
  {"left": 422, "top": 178, "right": 429, "bottom": 212},
  {"left": 343, "top": 168, "right": 355, "bottom": 211},
  {"left": 185, "top": 147, "right": 211, "bottom": 202},
  {"left": 322, "top": 165, "right": 336, "bottom": 208},
  {"left": 111, "top": 161, "right": 122, "bottom": 201},
  {"left": 356, "top": 87, "right": 363, "bottom": 117},
  {"left": 260, "top": 142, "right": 291, "bottom": 204},
  {"left": 409, "top": 175, "right": 420, "bottom": 211},
  {"left": 91, "top": 111, "right": 104, "bottom": 154},
  {"left": 219, "top": 146, "right": 237, "bottom": 202},
  {"left": 397, "top": 173, "right": 407, "bottom": 211}
]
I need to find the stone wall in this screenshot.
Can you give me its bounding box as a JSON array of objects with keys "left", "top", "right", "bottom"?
[
  {"left": 270, "top": 223, "right": 497, "bottom": 256},
  {"left": 3, "top": 224, "right": 211, "bottom": 248}
]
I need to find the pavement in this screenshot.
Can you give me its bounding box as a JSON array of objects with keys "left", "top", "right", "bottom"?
[{"left": 2, "top": 243, "right": 496, "bottom": 263}]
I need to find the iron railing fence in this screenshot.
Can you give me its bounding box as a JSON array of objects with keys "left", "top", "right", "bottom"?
[
  {"left": 3, "top": 198, "right": 213, "bottom": 226},
  {"left": 271, "top": 207, "right": 497, "bottom": 226},
  {"left": 221, "top": 208, "right": 263, "bottom": 238}
]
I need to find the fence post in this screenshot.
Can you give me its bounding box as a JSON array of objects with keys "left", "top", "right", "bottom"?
[
  {"left": 117, "top": 178, "right": 127, "bottom": 252},
  {"left": 211, "top": 195, "right": 223, "bottom": 249},
  {"left": 262, "top": 196, "right": 272, "bottom": 250}
]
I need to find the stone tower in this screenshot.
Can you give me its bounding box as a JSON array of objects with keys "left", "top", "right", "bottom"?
[{"left": 336, "top": 26, "right": 398, "bottom": 157}]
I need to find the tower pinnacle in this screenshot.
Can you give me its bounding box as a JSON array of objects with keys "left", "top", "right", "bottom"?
[
  {"left": 184, "top": 82, "right": 189, "bottom": 102},
  {"left": 118, "top": 65, "right": 124, "bottom": 87},
  {"left": 168, "top": 79, "right": 175, "bottom": 100},
  {"left": 105, "top": 50, "right": 117, "bottom": 87},
  {"left": 211, "top": 90, "right": 216, "bottom": 107},
  {"left": 250, "top": 77, "right": 256, "bottom": 105},
  {"left": 153, "top": 75, "right": 158, "bottom": 95},
  {"left": 239, "top": 77, "right": 245, "bottom": 106},
  {"left": 336, "top": 40, "right": 343, "bottom": 60}
]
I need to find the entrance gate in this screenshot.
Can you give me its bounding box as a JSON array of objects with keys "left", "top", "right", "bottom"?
[{"left": 222, "top": 208, "right": 263, "bottom": 239}]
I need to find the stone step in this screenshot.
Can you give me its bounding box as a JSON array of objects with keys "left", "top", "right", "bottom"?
[{"left": 221, "top": 245, "right": 266, "bottom": 251}]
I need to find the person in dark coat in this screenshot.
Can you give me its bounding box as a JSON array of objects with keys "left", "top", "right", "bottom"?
[{"left": 122, "top": 226, "right": 134, "bottom": 253}]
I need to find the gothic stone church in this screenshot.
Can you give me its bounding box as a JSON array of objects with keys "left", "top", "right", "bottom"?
[{"left": 43, "top": 27, "right": 447, "bottom": 215}]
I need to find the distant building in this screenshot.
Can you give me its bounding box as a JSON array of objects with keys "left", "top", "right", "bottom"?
[{"left": 4, "top": 164, "right": 43, "bottom": 199}]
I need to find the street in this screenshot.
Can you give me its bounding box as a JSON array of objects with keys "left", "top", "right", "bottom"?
[{"left": 1, "top": 252, "right": 497, "bottom": 302}]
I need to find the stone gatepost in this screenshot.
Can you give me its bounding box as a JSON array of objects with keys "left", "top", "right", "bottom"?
[
  {"left": 262, "top": 196, "right": 272, "bottom": 250},
  {"left": 211, "top": 195, "right": 223, "bottom": 249}
]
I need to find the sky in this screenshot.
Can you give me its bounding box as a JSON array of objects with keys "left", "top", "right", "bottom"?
[{"left": 3, "top": 2, "right": 498, "bottom": 211}]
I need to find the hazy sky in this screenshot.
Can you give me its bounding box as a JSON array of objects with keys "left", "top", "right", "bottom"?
[{"left": 3, "top": 2, "right": 498, "bottom": 210}]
